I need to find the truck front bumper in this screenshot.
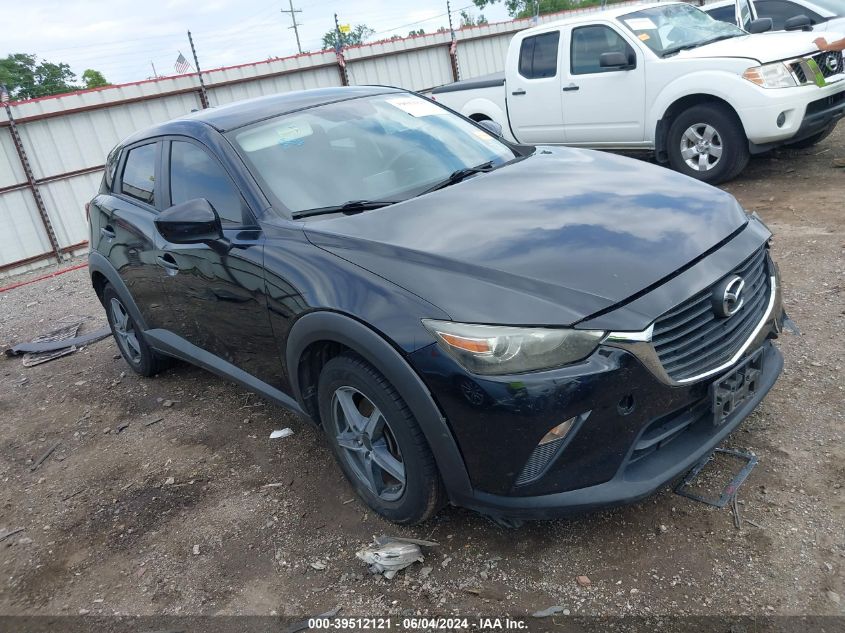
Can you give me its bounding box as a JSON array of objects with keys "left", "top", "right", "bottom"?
[{"left": 738, "top": 78, "right": 845, "bottom": 147}]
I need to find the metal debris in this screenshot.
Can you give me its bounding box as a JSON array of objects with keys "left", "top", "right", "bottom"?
[
  {"left": 30, "top": 441, "right": 61, "bottom": 472},
  {"left": 374, "top": 534, "right": 439, "bottom": 547},
  {"left": 356, "top": 538, "right": 426, "bottom": 579},
  {"left": 269, "top": 428, "right": 294, "bottom": 439},
  {"left": 143, "top": 417, "right": 164, "bottom": 427},
  {"left": 0, "top": 528, "right": 25, "bottom": 544}
]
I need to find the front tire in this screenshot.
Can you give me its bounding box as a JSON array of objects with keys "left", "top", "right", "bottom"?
[
  {"left": 667, "top": 104, "right": 749, "bottom": 185},
  {"left": 318, "top": 353, "right": 446, "bottom": 524}
]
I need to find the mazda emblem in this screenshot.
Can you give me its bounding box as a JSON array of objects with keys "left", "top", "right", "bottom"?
[{"left": 712, "top": 275, "right": 744, "bottom": 318}]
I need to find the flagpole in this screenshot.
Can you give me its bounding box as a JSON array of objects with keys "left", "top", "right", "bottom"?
[{"left": 186, "top": 31, "right": 210, "bottom": 109}]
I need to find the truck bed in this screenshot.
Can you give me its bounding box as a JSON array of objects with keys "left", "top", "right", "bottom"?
[{"left": 431, "top": 72, "right": 505, "bottom": 95}]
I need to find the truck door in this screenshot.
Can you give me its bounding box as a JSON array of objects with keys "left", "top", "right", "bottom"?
[
  {"left": 506, "top": 28, "right": 566, "bottom": 144},
  {"left": 735, "top": 0, "right": 759, "bottom": 30},
  {"left": 560, "top": 23, "right": 646, "bottom": 144}
]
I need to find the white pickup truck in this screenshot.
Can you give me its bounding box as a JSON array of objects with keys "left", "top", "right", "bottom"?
[{"left": 432, "top": 0, "right": 845, "bottom": 183}]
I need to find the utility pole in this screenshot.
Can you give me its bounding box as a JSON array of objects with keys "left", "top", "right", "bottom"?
[
  {"left": 333, "top": 13, "right": 349, "bottom": 86},
  {"left": 281, "top": 0, "right": 304, "bottom": 54},
  {"left": 446, "top": 0, "right": 460, "bottom": 82},
  {"left": 150, "top": 61, "right": 158, "bottom": 79},
  {"left": 447, "top": 0, "right": 455, "bottom": 40},
  {"left": 187, "top": 30, "right": 210, "bottom": 109}
]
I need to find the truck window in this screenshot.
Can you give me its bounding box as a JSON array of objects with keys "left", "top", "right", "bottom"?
[
  {"left": 756, "top": 0, "right": 821, "bottom": 28},
  {"left": 571, "top": 25, "right": 634, "bottom": 75},
  {"left": 518, "top": 31, "right": 561, "bottom": 79},
  {"left": 706, "top": 5, "right": 738, "bottom": 23}
]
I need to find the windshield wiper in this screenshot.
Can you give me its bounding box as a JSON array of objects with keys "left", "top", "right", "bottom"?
[
  {"left": 663, "top": 33, "right": 741, "bottom": 57},
  {"left": 418, "top": 161, "right": 496, "bottom": 195},
  {"left": 293, "top": 199, "right": 399, "bottom": 219}
]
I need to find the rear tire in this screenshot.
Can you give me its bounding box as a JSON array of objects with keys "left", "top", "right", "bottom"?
[
  {"left": 103, "top": 284, "right": 170, "bottom": 377},
  {"left": 318, "top": 352, "right": 446, "bottom": 524},
  {"left": 667, "top": 104, "right": 749, "bottom": 185}
]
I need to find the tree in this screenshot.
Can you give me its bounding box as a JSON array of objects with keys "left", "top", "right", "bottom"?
[
  {"left": 82, "top": 69, "right": 110, "bottom": 89},
  {"left": 408, "top": 28, "right": 426, "bottom": 36},
  {"left": 0, "top": 53, "right": 107, "bottom": 99},
  {"left": 460, "top": 10, "right": 488, "bottom": 26},
  {"left": 472, "top": 0, "right": 621, "bottom": 19},
  {"left": 322, "top": 24, "right": 376, "bottom": 50}
]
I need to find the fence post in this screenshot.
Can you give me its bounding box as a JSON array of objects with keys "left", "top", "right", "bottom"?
[
  {"left": 1, "top": 94, "right": 63, "bottom": 264},
  {"left": 187, "top": 31, "right": 210, "bottom": 108},
  {"left": 333, "top": 14, "right": 350, "bottom": 86},
  {"left": 447, "top": 1, "right": 460, "bottom": 81}
]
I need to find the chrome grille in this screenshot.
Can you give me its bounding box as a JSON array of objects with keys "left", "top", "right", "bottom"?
[
  {"left": 812, "top": 51, "right": 844, "bottom": 80},
  {"left": 652, "top": 248, "right": 770, "bottom": 382}
]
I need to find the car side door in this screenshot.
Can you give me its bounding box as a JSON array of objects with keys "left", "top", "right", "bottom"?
[
  {"left": 560, "top": 22, "right": 646, "bottom": 144},
  {"left": 155, "top": 136, "right": 281, "bottom": 385},
  {"left": 93, "top": 140, "right": 172, "bottom": 329},
  {"left": 506, "top": 28, "right": 566, "bottom": 143}
]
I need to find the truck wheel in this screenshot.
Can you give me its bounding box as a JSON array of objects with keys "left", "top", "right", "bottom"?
[
  {"left": 785, "top": 123, "right": 835, "bottom": 149},
  {"left": 318, "top": 352, "right": 446, "bottom": 524},
  {"left": 667, "top": 104, "right": 749, "bottom": 185}
]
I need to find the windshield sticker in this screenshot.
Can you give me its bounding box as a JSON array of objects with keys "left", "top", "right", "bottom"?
[
  {"left": 386, "top": 97, "right": 443, "bottom": 117},
  {"left": 638, "top": 32, "right": 651, "bottom": 41},
  {"left": 624, "top": 17, "right": 657, "bottom": 30}
]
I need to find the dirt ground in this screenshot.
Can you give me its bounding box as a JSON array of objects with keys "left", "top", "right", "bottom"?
[{"left": 0, "top": 131, "right": 843, "bottom": 623}]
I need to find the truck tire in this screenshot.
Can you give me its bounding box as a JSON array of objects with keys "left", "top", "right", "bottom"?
[
  {"left": 318, "top": 352, "right": 446, "bottom": 524},
  {"left": 667, "top": 104, "right": 749, "bottom": 185},
  {"left": 785, "top": 123, "right": 835, "bottom": 149}
]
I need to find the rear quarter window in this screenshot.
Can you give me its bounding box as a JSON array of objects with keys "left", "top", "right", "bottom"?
[
  {"left": 102, "top": 147, "right": 121, "bottom": 192},
  {"left": 120, "top": 143, "right": 157, "bottom": 206}
]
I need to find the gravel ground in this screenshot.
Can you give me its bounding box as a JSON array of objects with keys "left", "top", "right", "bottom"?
[{"left": 0, "top": 131, "right": 843, "bottom": 622}]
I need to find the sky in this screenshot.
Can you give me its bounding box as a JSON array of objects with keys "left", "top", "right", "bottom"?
[{"left": 2, "top": 0, "right": 512, "bottom": 86}]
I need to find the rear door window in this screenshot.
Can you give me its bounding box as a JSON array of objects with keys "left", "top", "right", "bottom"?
[
  {"left": 169, "top": 140, "right": 248, "bottom": 225},
  {"left": 756, "top": 0, "right": 821, "bottom": 28},
  {"left": 120, "top": 143, "right": 157, "bottom": 205},
  {"left": 518, "top": 31, "right": 561, "bottom": 79}
]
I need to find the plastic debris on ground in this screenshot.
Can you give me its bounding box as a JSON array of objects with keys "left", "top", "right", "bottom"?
[
  {"left": 270, "top": 428, "right": 294, "bottom": 439},
  {"left": 355, "top": 535, "right": 438, "bottom": 579}
]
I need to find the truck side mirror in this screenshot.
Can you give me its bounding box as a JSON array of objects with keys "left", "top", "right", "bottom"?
[
  {"left": 599, "top": 52, "right": 630, "bottom": 69},
  {"left": 748, "top": 18, "right": 773, "bottom": 33},
  {"left": 477, "top": 119, "right": 503, "bottom": 137},
  {"left": 784, "top": 14, "right": 812, "bottom": 31}
]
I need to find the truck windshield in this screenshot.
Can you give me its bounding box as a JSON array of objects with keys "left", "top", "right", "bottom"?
[
  {"left": 619, "top": 4, "right": 745, "bottom": 58},
  {"left": 229, "top": 92, "right": 518, "bottom": 217}
]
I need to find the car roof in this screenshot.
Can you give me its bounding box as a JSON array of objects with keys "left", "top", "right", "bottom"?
[
  {"left": 700, "top": 0, "right": 835, "bottom": 16},
  {"left": 120, "top": 85, "right": 403, "bottom": 146},
  {"left": 520, "top": 1, "right": 690, "bottom": 31}
]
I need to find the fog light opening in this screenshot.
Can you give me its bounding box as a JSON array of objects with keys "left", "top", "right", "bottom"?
[
  {"left": 777, "top": 112, "right": 787, "bottom": 128},
  {"left": 538, "top": 416, "right": 577, "bottom": 445}
]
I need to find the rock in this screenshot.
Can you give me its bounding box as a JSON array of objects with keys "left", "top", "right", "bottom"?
[
  {"left": 18, "top": 537, "right": 33, "bottom": 545},
  {"left": 310, "top": 561, "right": 327, "bottom": 570},
  {"left": 827, "top": 591, "right": 841, "bottom": 605},
  {"left": 441, "top": 556, "right": 452, "bottom": 568},
  {"left": 163, "top": 477, "right": 175, "bottom": 486},
  {"left": 78, "top": 609, "right": 90, "bottom": 615},
  {"left": 576, "top": 575, "right": 592, "bottom": 587},
  {"left": 192, "top": 544, "right": 200, "bottom": 556},
  {"left": 419, "top": 566, "right": 433, "bottom": 579},
  {"left": 833, "top": 158, "right": 845, "bottom": 168},
  {"left": 103, "top": 428, "right": 111, "bottom": 434},
  {"left": 659, "top": 524, "right": 668, "bottom": 534},
  {"left": 480, "top": 570, "right": 488, "bottom": 580},
  {"left": 532, "top": 605, "right": 565, "bottom": 618},
  {"left": 163, "top": 400, "right": 176, "bottom": 407}
]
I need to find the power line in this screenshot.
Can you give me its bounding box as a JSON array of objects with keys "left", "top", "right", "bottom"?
[{"left": 281, "top": 0, "right": 304, "bottom": 54}]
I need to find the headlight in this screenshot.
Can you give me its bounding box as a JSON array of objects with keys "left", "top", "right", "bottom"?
[
  {"left": 743, "top": 63, "right": 797, "bottom": 88},
  {"left": 422, "top": 320, "right": 605, "bottom": 375}
]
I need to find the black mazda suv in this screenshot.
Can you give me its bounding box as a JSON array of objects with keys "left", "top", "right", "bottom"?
[{"left": 88, "top": 86, "right": 785, "bottom": 524}]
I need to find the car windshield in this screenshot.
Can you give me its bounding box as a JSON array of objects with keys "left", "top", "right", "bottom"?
[
  {"left": 619, "top": 3, "right": 745, "bottom": 57},
  {"left": 229, "top": 92, "right": 518, "bottom": 217},
  {"left": 806, "top": 0, "right": 841, "bottom": 15}
]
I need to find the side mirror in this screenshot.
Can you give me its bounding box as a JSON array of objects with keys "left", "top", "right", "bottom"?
[
  {"left": 599, "top": 51, "right": 630, "bottom": 69},
  {"left": 477, "top": 119, "right": 503, "bottom": 137},
  {"left": 784, "top": 14, "right": 812, "bottom": 31},
  {"left": 748, "top": 18, "right": 774, "bottom": 34},
  {"left": 155, "top": 198, "right": 224, "bottom": 245}
]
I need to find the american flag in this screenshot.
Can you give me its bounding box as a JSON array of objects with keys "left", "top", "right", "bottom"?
[{"left": 175, "top": 52, "right": 191, "bottom": 74}]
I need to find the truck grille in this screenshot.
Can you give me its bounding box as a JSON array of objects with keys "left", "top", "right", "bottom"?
[
  {"left": 651, "top": 248, "right": 770, "bottom": 383},
  {"left": 790, "top": 51, "right": 844, "bottom": 84}
]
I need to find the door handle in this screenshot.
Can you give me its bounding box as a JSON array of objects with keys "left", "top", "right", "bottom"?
[
  {"left": 100, "top": 226, "right": 116, "bottom": 239},
  {"left": 563, "top": 84, "right": 580, "bottom": 92},
  {"left": 156, "top": 253, "right": 179, "bottom": 271},
  {"left": 511, "top": 89, "right": 526, "bottom": 96}
]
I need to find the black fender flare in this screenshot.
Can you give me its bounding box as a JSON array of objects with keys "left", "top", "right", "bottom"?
[
  {"left": 286, "top": 311, "right": 473, "bottom": 499},
  {"left": 88, "top": 251, "right": 150, "bottom": 332}
]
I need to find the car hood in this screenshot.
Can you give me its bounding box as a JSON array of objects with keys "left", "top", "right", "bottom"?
[
  {"left": 303, "top": 148, "right": 748, "bottom": 326},
  {"left": 676, "top": 31, "right": 832, "bottom": 63}
]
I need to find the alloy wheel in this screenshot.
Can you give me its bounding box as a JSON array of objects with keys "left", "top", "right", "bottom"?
[
  {"left": 330, "top": 386, "right": 406, "bottom": 501},
  {"left": 110, "top": 297, "right": 142, "bottom": 364},
  {"left": 680, "top": 123, "right": 723, "bottom": 172}
]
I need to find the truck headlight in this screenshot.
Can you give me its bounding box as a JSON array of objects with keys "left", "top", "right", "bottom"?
[
  {"left": 743, "top": 63, "right": 797, "bottom": 88},
  {"left": 422, "top": 320, "right": 605, "bottom": 375}
]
